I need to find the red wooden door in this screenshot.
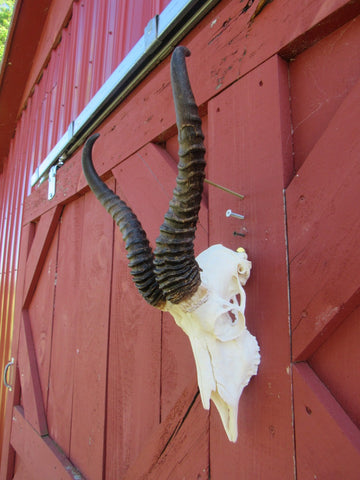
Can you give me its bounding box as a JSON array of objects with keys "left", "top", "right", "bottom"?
[
  {"left": 0, "top": 139, "right": 210, "bottom": 479},
  {"left": 1, "top": 57, "right": 295, "bottom": 479},
  {"left": 1, "top": 190, "right": 115, "bottom": 479},
  {"left": 1, "top": 2, "right": 360, "bottom": 478}
]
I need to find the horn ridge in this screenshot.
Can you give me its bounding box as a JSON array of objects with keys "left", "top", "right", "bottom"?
[
  {"left": 153, "top": 46, "right": 206, "bottom": 304},
  {"left": 82, "top": 134, "right": 165, "bottom": 308}
]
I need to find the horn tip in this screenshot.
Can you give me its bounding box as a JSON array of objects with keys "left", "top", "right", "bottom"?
[
  {"left": 85, "top": 132, "right": 100, "bottom": 148},
  {"left": 174, "top": 45, "right": 191, "bottom": 59}
]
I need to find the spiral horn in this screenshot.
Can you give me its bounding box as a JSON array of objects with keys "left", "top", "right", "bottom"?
[
  {"left": 153, "top": 46, "right": 206, "bottom": 304},
  {"left": 81, "top": 134, "right": 165, "bottom": 308},
  {"left": 82, "top": 46, "right": 205, "bottom": 308}
]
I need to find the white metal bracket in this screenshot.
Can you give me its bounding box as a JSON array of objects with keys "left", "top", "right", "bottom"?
[{"left": 48, "top": 160, "right": 64, "bottom": 200}]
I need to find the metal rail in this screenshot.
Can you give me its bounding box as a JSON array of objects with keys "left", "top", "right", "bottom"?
[{"left": 30, "top": 0, "right": 220, "bottom": 191}]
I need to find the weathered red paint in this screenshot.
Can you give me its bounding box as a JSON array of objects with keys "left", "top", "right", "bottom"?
[
  {"left": 1, "top": 0, "right": 360, "bottom": 479},
  {"left": 207, "top": 54, "right": 294, "bottom": 479}
]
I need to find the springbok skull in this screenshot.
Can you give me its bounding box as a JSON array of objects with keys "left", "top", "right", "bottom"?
[{"left": 82, "top": 46, "right": 260, "bottom": 442}]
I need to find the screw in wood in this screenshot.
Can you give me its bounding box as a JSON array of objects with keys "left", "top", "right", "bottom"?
[{"left": 226, "top": 209, "right": 244, "bottom": 220}]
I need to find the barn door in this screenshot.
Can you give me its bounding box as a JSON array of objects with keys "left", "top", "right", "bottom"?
[
  {"left": 1, "top": 183, "right": 115, "bottom": 479},
  {"left": 0, "top": 138, "right": 210, "bottom": 479},
  {"left": 1, "top": 54, "right": 297, "bottom": 479},
  {"left": 2, "top": 57, "right": 295, "bottom": 480},
  {"left": 102, "top": 54, "right": 296, "bottom": 479},
  {"left": 286, "top": 18, "right": 360, "bottom": 479},
  {"left": 2, "top": 18, "right": 360, "bottom": 480}
]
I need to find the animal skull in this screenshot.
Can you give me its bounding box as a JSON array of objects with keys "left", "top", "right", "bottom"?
[
  {"left": 82, "top": 46, "right": 260, "bottom": 442},
  {"left": 165, "top": 244, "right": 260, "bottom": 442}
]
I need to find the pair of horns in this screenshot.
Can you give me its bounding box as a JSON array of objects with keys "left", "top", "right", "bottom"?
[{"left": 82, "top": 46, "right": 206, "bottom": 309}]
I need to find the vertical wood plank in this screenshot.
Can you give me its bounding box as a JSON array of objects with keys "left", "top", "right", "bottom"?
[
  {"left": 207, "top": 55, "right": 294, "bottom": 478},
  {"left": 69, "top": 183, "right": 114, "bottom": 480},
  {"left": 105, "top": 223, "right": 162, "bottom": 479},
  {"left": 46, "top": 197, "right": 84, "bottom": 457},
  {"left": 105, "top": 170, "right": 162, "bottom": 479},
  {"left": 27, "top": 223, "right": 58, "bottom": 412},
  {"left": 110, "top": 142, "right": 208, "bottom": 422}
]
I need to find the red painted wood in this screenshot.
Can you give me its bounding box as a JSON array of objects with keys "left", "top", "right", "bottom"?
[
  {"left": 105, "top": 217, "right": 162, "bottom": 479},
  {"left": 113, "top": 144, "right": 208, "bottom": 408},
  {"left": 160, "top": 312, "right": 197, "bottom": 421},
  {"left": 22, "top": 205, "right": 62, "bottom": 308},
  {"left": 104, "top": 141, "right": 209, "bottom": 476},
  {"left": 12, "top": 457, "right": 30, "bottom": 480},
  {"left": 143, "top": 395, "right": 209, "bottom": 480},
  {"left": 68, "top": 186, "right": 113, "bottom": 479},
  {"left": 105, "top": 142, "right": 208, "bottom": 477},
  {"left": 44, "top": 187, "right": 113, "bottom": 479},
  {"left": 0, "top": 223, "right": 34, "bottom": 480},
  {"left": 122, "top": 382, "right": 208, "bottom": 480},
  {"left": 207, "top": 55, "right": 294, "bottom": 479},
  {"left": 10, "top": 406, "right": 83, "bottom": 480},
  {"left": 4, "top": 2, "right": 360, "bottom": 478},
  {"left": 287, "top": 76, "right": 360, "bottom": 361},
  {"left": 22, "top": 0, "right": 360, "bottom": 225},
  {"left": 111, "top": 141, "right": 208, "bottom": 419},
  {"left": 46, "top": 197, "right": 85, "bottom": 456},
  {"left": 17, "top": 311, "right": 48, "bottom": 436},
  {"left": 293, "top": 363, "right": 360, "bottom": 479},
  {"left": 289, "top": 15, "right": 360, "bottom": 171},
  {"left": 309, "top": 305, "right": 360, "bottom": 430},
  {"left": 106, "top": 149, "right": 167, "bottom": 477},
  {"left": 27, "top": 230, "right": 58, "bottom": 413}
]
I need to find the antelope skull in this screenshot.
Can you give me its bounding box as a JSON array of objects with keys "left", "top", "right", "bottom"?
[{"left": 82, "top": 46, "right": 260, "bottom": 442}]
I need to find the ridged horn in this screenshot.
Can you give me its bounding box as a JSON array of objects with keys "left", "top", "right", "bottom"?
[
  {"left": 81, "top": 133, "right": 165, "bottom": 308},
  {"left": 153, "top": 46, "right": 206, "bottom": 304}
]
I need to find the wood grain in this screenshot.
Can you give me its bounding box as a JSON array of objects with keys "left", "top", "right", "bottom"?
[
  {"left": 23, "top": 0, "right": 360, "bottom": 224},
  {"left": 287, "top": 76, "right": 360, "bottom": 361},
  {"left": 207, "top": 55, "right": 294, "bottom": 479},
  {"left": 23, "top": 205, "right": 62, "bottom": 308},
  {"left": 17, "top": 312, "right": 48, "bottom": 436},
  {"left": 123, "top": 382, "right": 208, "bottom": 480},
  {"left": 10, "top": 406, "right": 83, "bottom": 480},
  {"left": 0, "top": 223, "right": 33, "bottom": 480},
  {"left": 27, "top": 224, "right": 58, "bottom": 413},
  {"left": 293, "top": 363, "right": 360, "bottom": 480},
  {"left": 105, "top": 218, "right": 162, "bottom": 479},
  {"left": 46, "top": 197, "right": 85, "bottom": 456}
]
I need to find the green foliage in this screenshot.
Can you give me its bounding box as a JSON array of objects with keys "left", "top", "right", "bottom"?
[{"left": 0, "top": 0, "right": 15, "bottom": 62}]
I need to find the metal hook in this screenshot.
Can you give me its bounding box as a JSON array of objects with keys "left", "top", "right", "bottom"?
[{"left": 3, "top": 357, "right": 14, "bottom": 392}]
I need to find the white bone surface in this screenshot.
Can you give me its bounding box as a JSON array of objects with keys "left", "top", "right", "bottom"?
[{"left": 164, "top": 244, "right": 260, "bottom": 442}]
